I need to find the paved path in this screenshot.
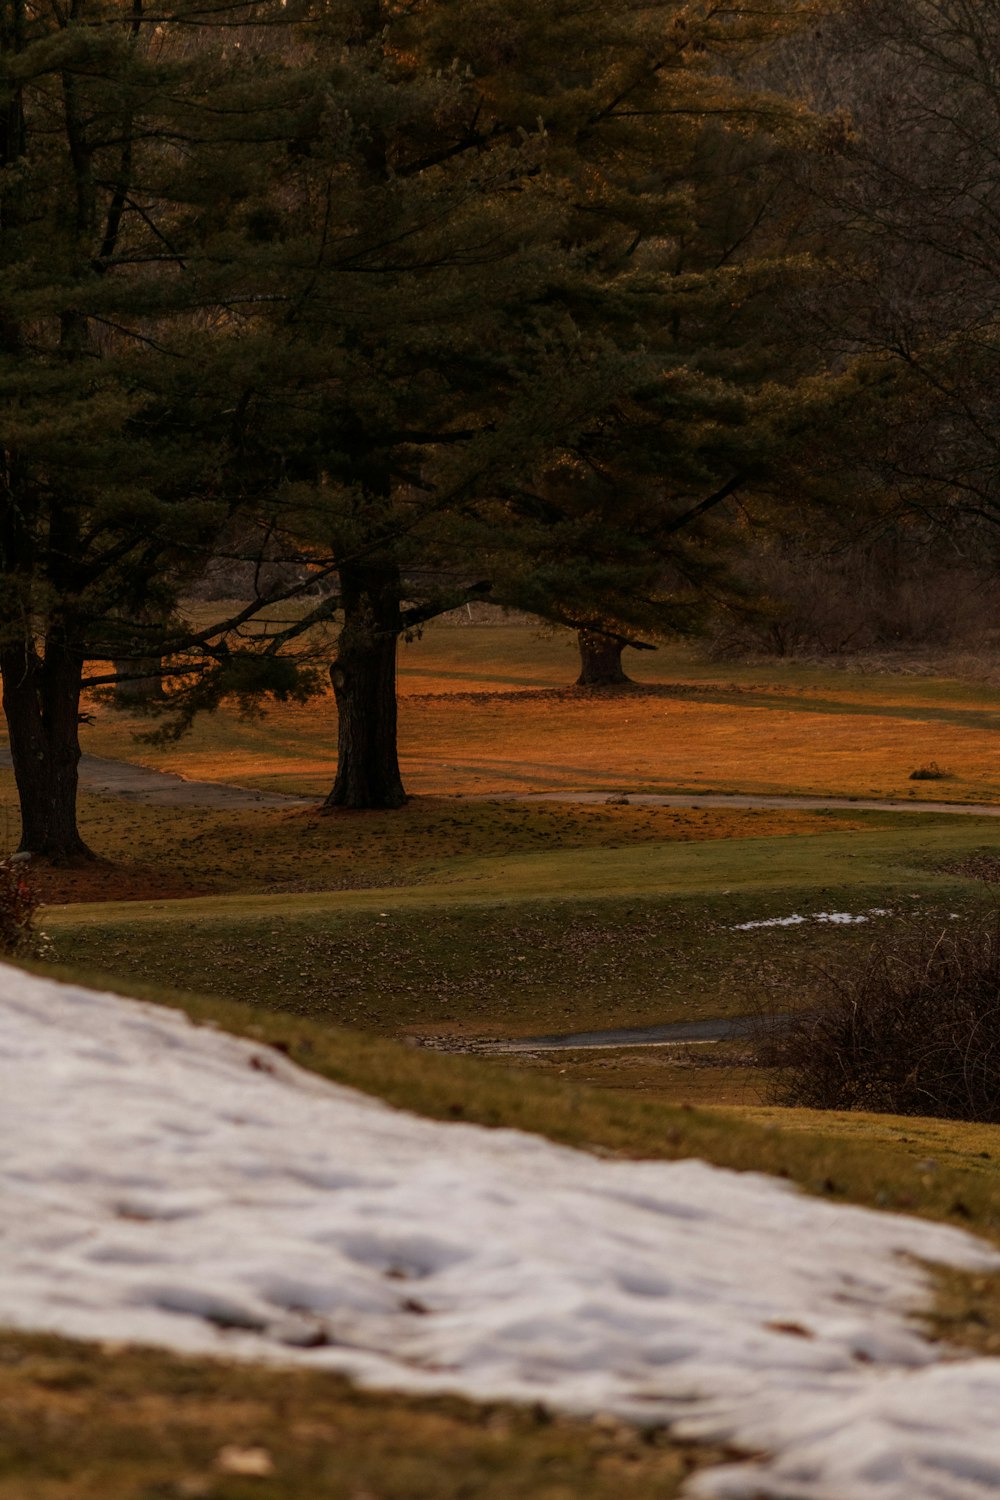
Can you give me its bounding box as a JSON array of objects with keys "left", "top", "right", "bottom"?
[
  {"left": 0, "top": 749, "right": 315, "bottom": 810},
  {"left": 4, "top": 747, "right": 1000, "bottom": 817},
  {"left": 496, "top": 789, "right": 1000, "bottom": 817},
  {"left": 420, "top": 1014, "right": 770, "bottom": 1055}
]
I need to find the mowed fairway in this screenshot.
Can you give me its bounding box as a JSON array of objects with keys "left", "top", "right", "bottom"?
[{"left": 38, "top": 814, "right": 1000, "bottom": 1046}]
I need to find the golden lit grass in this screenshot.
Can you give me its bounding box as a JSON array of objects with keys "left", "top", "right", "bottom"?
[
  {"left": 80, "top": 625, "right": 1000, "bottom": 803},
  {"left": 508, "top": 1042, "right": 775, "bottom": 1110},
  {"left": 400, "top": 690, "right": 1000, "bottom": 802},
  {"left": 735, "top": 1102, "right": 1000, "bottom": 1180}
]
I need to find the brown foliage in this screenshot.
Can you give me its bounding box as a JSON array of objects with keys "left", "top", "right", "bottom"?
[
  {"left": 0, "top": 860, "right": 40, "bottom": 957},
  {"left": 771, "top": 918, "right": 1000, "bottom": 1122}
]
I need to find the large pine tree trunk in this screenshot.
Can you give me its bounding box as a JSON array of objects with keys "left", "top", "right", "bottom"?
[
  {"left": 0, "top": 636, "right": 94, "bottom": 861},
  {"left": 324, "top": 561, "right": 407, "bottom": 810},
  {"left": 575, "top": 629, "right": 632, "bottom": 686}
]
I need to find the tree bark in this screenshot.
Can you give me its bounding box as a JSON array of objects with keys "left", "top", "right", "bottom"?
[
  {"left": 1, "top": 636, "right": 94, "bottom": 861},
  {"left": 324, "top": 561, "right": 407, "bottom": 810},
  {"left": 575, "top": 629, "right": 633, "bottom": 686}
]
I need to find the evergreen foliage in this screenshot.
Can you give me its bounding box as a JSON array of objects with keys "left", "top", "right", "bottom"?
[
  {"left": 0, "top": 0, "right": 252, "bottom": 856},
  {"left": 203, "top": 0, "right": 826, "bottom": 805},
  {"left": 0, "top": 0, "right": 829, "bottom": 841},
  {"left": 0, "top": 0, "right": 339, "bottom": 853}
]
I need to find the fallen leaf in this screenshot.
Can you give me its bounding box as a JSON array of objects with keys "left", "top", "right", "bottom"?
[
  {"left": 765, "top": 1320, "right": 814, "bottom": 1339},
  {"left": 214, "top": 1445, "right": 275, "bottom": 1477}
]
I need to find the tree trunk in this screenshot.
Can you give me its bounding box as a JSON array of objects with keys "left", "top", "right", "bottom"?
[
  {"left": 575, "top": 629, "right": 633, "bottom": 686},
  {"left": 1, "top": 636, "right": 94, "bottom": 861},
  {"left": 324, "top": 561, "right": 407, "bottom": 810}
]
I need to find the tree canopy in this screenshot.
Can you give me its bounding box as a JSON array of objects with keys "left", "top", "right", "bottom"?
[
  {"left": 1, "top": 0, "right": 842, "bottom": 852},
  {"left": 195, "top": 0, "right": 826, "bottom": 807}
]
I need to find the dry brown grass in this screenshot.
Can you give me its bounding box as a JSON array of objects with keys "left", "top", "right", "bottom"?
[
  {"left": 79, "top": 626, "right": 1000, "bottom": 806},
  {"left": 0, "top": 1329, "right": 716, "bottom": 1500},
  {"left": 510, "top": 1042, "right": 773, "bottom": 1110}
]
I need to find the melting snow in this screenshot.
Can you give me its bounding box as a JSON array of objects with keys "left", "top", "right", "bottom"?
[
  {"left": 733, "top": 908, "right": 891, "bottom": 930},
  {"left": 3, "top": 964, "right": 1000, "bottom": 1499}
]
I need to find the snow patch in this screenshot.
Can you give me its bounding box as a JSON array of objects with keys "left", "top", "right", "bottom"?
[
  {"left": 733, "top": 908, "right": 891, "bottom": 931},
  {"left": 3, "top": 964, "right": 1000, "bottom": 1499}
]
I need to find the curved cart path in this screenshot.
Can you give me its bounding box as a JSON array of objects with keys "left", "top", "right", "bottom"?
[
  {"left": 4, "top": 746, "right": 1000, "bottom": 817},
  {"left": 415, "top": 1014, "right": 775, "bottom": 1055},
  {"left": 0, "top": 749, "right": 315, "bottom": 810},
  {"left": 498, "top": 789, "right": 1000, "bottom": 816}
]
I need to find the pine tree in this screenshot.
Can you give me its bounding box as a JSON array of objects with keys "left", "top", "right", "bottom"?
[
  {"left": 223, "top": 0, "right": 822, "bottom": 807},
  {"left": 1, "top": 0, "right": 185, "bottom": 856},
  {"left": 0, "top": 0, "right": 828, "bottom": 850},
  {"left": 0, "top": 0, "right": 319, "bottom": 858}
]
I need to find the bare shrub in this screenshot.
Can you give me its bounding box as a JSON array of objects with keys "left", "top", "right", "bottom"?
[
  {"left": 0, "top": 859, "right": 40, "bottom": 957},
  {"left": 909, "top": 762, "right": 949, "bottom": 781},
  {"left": 771, "top": 919, "right": 1000, "bottom": 1121}
]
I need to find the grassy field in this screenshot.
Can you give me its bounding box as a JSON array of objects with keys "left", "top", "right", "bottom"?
[
  {"left": 6, "top": 624, "right": 1000, "bottom": 1495},
  {"left": 0, "top": 1326, "right": 720, "bottom": 1500},
  {"left": 40, "top": 805, "right": 1000, "bottom": 1049},
  {"left": 80, "top": 621, "right": 1000, "bottom": 803},
  {"left": 9, "top": 617, "right": 1000, "bottom": 1077},
  {"left": 22, "top": 623, "right": 1000, "bottom": 1080}
]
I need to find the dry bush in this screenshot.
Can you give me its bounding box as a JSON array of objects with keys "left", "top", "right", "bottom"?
[
  {"left": 0, "top": 859, "right": 40, "bottom": 957},
  {"left": 770, "top": 919, "right": 1000, "bottom": 1122},
  {"left": 909, "top": 762, "right": 949, "bottom": 781}
]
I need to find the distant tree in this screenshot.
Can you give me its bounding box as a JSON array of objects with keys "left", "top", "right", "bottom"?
[
  {"left": 575, "top": 631, "right": 640, "bottom": 688},
  {"left": 761, "top": 0, "right": 1000, "bottom": 554}
]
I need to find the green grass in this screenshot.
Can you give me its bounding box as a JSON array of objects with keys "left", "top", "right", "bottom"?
[
  {"left": 45, "top": 814, "right": 1000, "bottom": 1038},
  {"left": 41, "top": 886, "right": 982, "bottom": 1038},
  {"left": 40, "top": 793, "right": 888, "bottom": 898}
]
